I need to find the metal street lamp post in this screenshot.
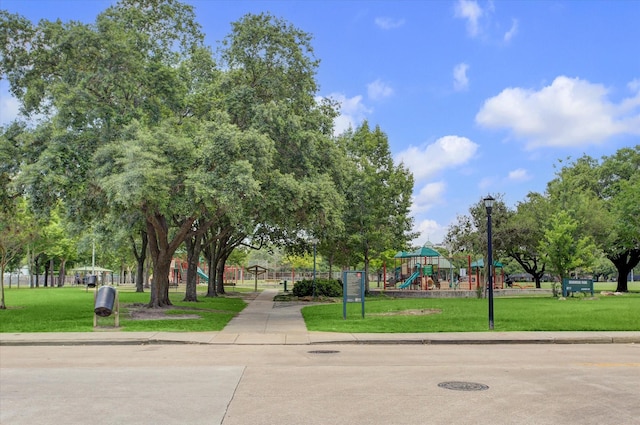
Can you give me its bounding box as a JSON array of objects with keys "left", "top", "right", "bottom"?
[
  {"left": 311, "top": 238, "right": 319, "bottom": 299},
  {"left": 484, "top": 195, "right": 495, "bottom": 330}
]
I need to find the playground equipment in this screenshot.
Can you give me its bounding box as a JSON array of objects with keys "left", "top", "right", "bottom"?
[
  {"left": 197, "top": 267, "right": 208, "bottom": 282},
  {"left": 391, "top": 245, "right": 441, "bottom": 289},
  {"left": 397, "top": 270, "right": 420, "bottom": 289},
  {"left": 387, "top": 243, "right": 506, "bottom": 291}
]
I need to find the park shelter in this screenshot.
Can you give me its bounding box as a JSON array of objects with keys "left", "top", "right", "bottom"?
[
  {"left": 70, "top": 266, "right": 113, "bottom": 274},
  {"left": 70, "top": 266, "right": 114, "bottom": 285},
  {"left": 246, "top": 264, "right": 268, "bottom": 291}
]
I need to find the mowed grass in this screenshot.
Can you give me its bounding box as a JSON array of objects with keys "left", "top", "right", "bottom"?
[
  {"left": 301, "top": 294, "right": 640, "bottom": 333},
  {"left": 0, "top": 286, "right": 245, "bottom": 333},
  {"left": 2, "top": 286, "right": 639, "bottom": 333}
]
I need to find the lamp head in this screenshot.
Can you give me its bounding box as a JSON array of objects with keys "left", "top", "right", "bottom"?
[{"left": 483, "top": 195, "right": 495, "bottom": 214}]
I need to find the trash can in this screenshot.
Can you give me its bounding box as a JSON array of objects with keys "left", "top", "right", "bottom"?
[
  {"left": 85, "top": 275, "right": 97, "bottom": 287},
  {"left": 94, "top": 286, "right": 117, "bottom": 317}
]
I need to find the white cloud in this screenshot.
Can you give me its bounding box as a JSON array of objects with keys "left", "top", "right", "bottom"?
[
  {"left": 323, "top": 93, "right": 372, "bottom": 136},
  {"left": 453, "top": 63, "right": 470, "bottom": 91},
  {"left": 412, "top": 181, "right": 446, "bottom": 214},
  {"left": 476, "top": 76, "right": 640, "bottom": 148},
  {"left": 454, "top": 0, "right": 484, "bottom": 37},
  {"left": 412, "top": 218, "right": 447, "bottom": 246},
  {"left": 507, "top": 168, "right": 531, "bottom": 182},
  {"left": 374, "top": 17, "right": 405, "bottom": 30},
  {"left": 367, "top": 79, "right": 394, "bottom": 100},
  {"left": 628, "top": 78, "right": 640, "bottom": 93},
  {"left": 396, "top": 135, "right": 479, "bottom": 182},
  {"left": 504, "top": 18, "right": 518, "bottom": 42}
]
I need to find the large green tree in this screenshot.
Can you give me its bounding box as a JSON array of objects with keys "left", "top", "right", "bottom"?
[
  {"left": 2, "top": 4, "right": 349, "bottom": 307},
  {"left": 215, "top": 12, "right": 345, "bottom": 275},
  {"left": 336, "top": 122, "right": 415, "bottom": 291},
  {"left": 547, "top": 148, "right": 640, "bottom": 292},
  {"left": 598, "top": 148, "right": 640, "bottom": 291},
  {"left": 1, "top": 0, "right": 209, "bottom": 305},
  {"left": 0, "top": 198, "right": 35, "bottom": 308},
  {"left": 96, "top": 119, "right": 270, "bottom": 306},
  {"left": 445, "top": 195, "right": 510, "bottom": 286},
  {"left": 498, "top": 193, "right": 548, "bottom": 288},
  {"left": 538, "top": 210, "right": 597, "bottom": 292}
]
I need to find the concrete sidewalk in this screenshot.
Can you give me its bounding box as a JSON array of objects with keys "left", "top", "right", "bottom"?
[{"left": 1, "top": 288, "right": 639, "bottom": 346}]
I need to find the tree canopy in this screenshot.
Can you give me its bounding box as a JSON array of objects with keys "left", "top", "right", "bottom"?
[{"left": 0, "top": 1, "right": 368, "bottom": 306}]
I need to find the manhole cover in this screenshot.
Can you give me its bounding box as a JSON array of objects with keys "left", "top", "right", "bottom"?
[
  {"left": 308, "top": 350, "right": 340, "bottom": 354},
  {"left": 438, "top": 381, "right": 489, "bottom": 391}
]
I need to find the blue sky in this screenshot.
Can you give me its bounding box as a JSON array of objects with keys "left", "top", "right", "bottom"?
[{"left": 2, "top": 0, "right": 639, "bottom": 247}]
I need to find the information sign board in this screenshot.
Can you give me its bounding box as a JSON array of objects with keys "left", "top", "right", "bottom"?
[
  {"left": 562, "top": 278, "right": 594, "bottom": 297},
  {"left": 343, "top": 271, "right": 365, "bottom": 319}
]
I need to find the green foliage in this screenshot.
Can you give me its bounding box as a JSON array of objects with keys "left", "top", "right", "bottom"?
[
  {"left": 445, "top": 194, "right": 510, "bottom": 286},
  {"left": 496, "top": 193, "right": 549, "bottom": 286},
  {"left": 445, "top": 194, "right": 509, "bottom": 255},
  {"left": 2, "top": 2, "right": 351, "bottom": 307},
  {"left": 0, "top": 197, "right": 36, "bottom": 308},
  {"left": 538, "top": 210, "right": 597, "bottom": 283},
  {"left": 546, "top": 148, "right": 640, "bottom": 291},
  {"left": 332, "top": 122, "right": 415, "bottom": 288},
  {"left": 292, "top": 278, "right": 342, "bottom": 298}
]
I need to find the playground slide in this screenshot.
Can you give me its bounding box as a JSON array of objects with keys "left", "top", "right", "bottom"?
[
  {"left": 398, "top": 271, "right": 420, "bottom": 289},
  {"left": 197, "top": 267, "right": 209, "bottom": 282}
]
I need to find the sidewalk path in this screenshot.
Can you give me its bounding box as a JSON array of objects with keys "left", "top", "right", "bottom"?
[
  {"left": 1, "top": 289, "right": 639, "bottom": 346},
  {"left": 214, "top": 289, "right": 310, "bottom": 344}
]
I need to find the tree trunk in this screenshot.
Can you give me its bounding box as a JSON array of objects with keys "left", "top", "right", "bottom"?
[
  {"left": 205, "top": 246, "right": 217, "bottom": 297},
  {"left": 34, "top": 255, "right": 41, "bottom": 288},
  {"left": 132, "top": 231, "right": 147, "bottom": 293},
  {"left": 58, "top": 259, "right": 66, "bottom": 287},
  {"left": 148, "top": 251, "right": 172, "bottom": 307},
  {"left": 508, "top": 253, "right": 546, "bottom": 289},
  {"left": 328, "top": 253, "right": 334, "bottom": 280},
  {"left": 43, "top": 259, "right": 50, "bottom": 287},
  {"left": 216, "top": 255, "right": 227, "bottom": 294},
  {"left": 183, "top": 233, "right": 202, "bottom": 302},
  {"left": 213, "top": 236, "right": 229, "bottom": 295},
  {"left": 609, "top": 249, "right": 640, "bottom": 292},
  {"left": 363, "top": 241, "right": 370, "bottom": 293},
  {"left": 0, "top": 264, "right": 6, "bottom": 309},
  {"left": 145, "top": 211, "right": 196, "bottom": 308}
]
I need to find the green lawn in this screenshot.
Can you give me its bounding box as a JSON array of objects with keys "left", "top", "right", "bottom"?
[
  {"left": 2, "top": 286, "right": 639, "bottom": 333},
  {"left": 0, "top": 286, "right": 246, "bottom": 333},
  {"left": 301, "top": 294, "right": 640, "bottom": 333}
]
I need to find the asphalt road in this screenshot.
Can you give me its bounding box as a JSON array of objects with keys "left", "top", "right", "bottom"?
[{"left": 2, "top": 343, "right": 639, "bottom": 425}]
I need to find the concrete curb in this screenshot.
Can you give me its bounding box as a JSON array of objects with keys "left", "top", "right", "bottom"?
[{"left": 2, "top": 332, "right": 639, "bottom": 347}]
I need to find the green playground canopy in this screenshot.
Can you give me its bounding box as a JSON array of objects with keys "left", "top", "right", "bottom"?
[
  {"left": 470, "top": 259, "right": 503, "bottom": 268},
  {"left": 409, "top": 246, "right": 440, "bottom": 257},
  {"left": 393, "top": 251, "right": 412, "bottom": 258},
  {"left": 393, "top": 246, "right": 452, "bottom": 269}
]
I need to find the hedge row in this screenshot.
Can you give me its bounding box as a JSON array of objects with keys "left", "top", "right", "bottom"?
[{"left": 292, "top": 278, "right": 342, "bottom": 297}]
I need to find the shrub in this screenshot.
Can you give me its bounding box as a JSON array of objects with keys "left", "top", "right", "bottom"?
[{"left": 292, "top": 278, "right": 342, "bottom": 298}]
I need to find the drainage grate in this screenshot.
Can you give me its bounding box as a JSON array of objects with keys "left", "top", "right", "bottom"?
[
  {"left": 308, "top": 350, "right": 340, "bottom": 354},
  {"left": 438, "top": 381, "right": 489, "bottom": 391}
]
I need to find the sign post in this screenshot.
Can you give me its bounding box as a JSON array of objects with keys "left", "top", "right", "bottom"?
[{"left": 343, "top": 271, "right": 365, "bottom": 319}]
